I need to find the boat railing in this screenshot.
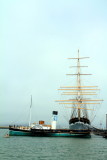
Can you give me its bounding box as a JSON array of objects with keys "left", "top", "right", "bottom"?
[{"left": 9, "top": 125, "right": 30, "bottom": 130}]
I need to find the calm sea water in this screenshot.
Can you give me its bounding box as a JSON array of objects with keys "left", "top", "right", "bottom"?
[{"left": 0, "top": 129, "right": 107, "bottom": 160}]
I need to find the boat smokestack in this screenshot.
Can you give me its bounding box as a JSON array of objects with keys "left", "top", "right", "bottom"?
[{"left": 51, "top": 111, "right": 58, "bottom": 129}]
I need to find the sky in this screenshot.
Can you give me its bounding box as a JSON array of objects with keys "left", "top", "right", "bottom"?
[{"left": 0, "top": 0, "right": 107, "bottom": 128}]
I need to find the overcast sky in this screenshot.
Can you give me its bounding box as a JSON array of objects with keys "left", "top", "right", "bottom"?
[{"left": 0, "top": 0, "right": 107, "bottom": 128}]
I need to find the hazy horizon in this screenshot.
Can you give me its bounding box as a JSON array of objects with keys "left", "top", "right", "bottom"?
[{"left": 0, "top": 0, "right": 107, "bottom": 129}]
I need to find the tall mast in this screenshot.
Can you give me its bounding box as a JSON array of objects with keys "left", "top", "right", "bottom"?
[
  {"left": 77, "top": 49, "right": 81, "bottom": 119},
  {"left": 29, "top": 95, "right": 32, "bottom": 127}
]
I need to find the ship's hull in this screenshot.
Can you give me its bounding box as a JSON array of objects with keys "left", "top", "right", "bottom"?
[
  {"left": 69, "top": 122, "right": 90, "bottom": 130},
  {"left": 9, "top": 127, "right": 91, "bottom": 137},
  {"left": 31, "top": 128, "right": 91, "bottom": 138},
  {"left": 31, "top": 133, "right": 90, "bottom": 137}
]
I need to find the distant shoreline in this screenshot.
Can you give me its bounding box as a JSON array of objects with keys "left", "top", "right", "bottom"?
[{"left": 0, "top": 126, "right": 9, "bottom": 129}]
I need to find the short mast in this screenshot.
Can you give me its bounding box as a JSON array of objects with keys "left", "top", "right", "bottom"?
[{"left": 29, "top": 95, "right": 32, "bottom": 127}]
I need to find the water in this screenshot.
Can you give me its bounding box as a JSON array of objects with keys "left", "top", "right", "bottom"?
[{"left": 0, "top": 129, "right": 107, "bottom": 160}]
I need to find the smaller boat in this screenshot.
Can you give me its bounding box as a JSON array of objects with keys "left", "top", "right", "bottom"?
[{"left": 4, "top": 134, "right": 10, "bottom": 138}]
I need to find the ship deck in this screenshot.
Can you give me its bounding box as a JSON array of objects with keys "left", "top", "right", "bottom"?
[{"left": 31, "top": 128, "right": 91, "bottom": 134}]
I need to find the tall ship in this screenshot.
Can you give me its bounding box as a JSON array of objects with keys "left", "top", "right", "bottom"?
[
  {"left": 55, "top": 50, "right": 103, "bottom": 136},
  {"left": 9, "top": 50, "right": 103, "bottom": 137}
]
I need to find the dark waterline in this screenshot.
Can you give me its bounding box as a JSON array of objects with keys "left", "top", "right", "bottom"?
[{"left": 0, "top": 129, "right": 107, "bottom": 160}]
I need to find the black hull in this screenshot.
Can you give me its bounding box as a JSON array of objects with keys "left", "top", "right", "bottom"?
[{"left": 31, "top": 128, "right": 91, "bottom": 137}]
